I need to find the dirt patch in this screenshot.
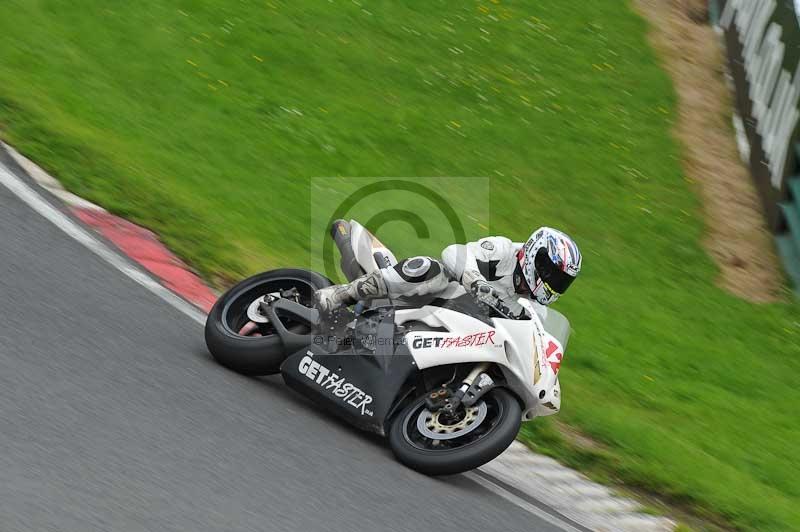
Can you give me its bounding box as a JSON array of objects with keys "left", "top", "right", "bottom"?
[
  {"left": 553, "top": 420, "right": 609, "bottom": 453},
  {"left": 633, "top": 0, "right": 784, "bottom": 303}
]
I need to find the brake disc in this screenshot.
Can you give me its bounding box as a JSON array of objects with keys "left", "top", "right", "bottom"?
[
  {"left": 416, "top": 401, "right": 488, "bottom": 440},
  {"left": 246, "top": 296, "right": 271, "bottom": 323}
]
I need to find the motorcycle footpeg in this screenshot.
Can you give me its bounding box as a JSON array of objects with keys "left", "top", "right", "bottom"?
[{"left": 279, "top": 287, "right": 300, "bottom": 300}]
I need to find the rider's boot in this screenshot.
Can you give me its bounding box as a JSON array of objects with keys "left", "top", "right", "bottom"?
[{"left": 314, "top": 269, "right": 389, "bottom": 312}]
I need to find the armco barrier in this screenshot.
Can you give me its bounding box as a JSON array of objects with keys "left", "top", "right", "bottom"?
[{"left": 715, "top": 0, "right": 800, "bottom": 290}]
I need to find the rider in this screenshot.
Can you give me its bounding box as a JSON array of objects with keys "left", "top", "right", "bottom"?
[{"left": 314, "top": 227, "right": 582, "bottom": 318}]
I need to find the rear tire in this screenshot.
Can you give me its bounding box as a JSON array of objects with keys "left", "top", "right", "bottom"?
[
  {"left": 388, "top": 388, "right": 521, "bottom": 475},
  {"left": 204, "top": 269, "right": 331, "bottom": 376}
]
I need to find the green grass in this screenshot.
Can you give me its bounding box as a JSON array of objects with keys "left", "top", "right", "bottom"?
[{"left": 2, "top": 1, "right": 799, "bottom": 529}]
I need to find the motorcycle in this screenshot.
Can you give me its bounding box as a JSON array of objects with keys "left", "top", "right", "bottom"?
[{"left": 204, "top": 220, "right": 571, "bottom": 475}]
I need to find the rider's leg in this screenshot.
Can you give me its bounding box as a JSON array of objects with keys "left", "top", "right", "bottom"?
[
  {"left": 313, "top": 268, "right": 388, "bottom": 312},
  {"left": 382, "top": 256, "right": 449, "bottom": 298},
  {"left": 314, "top": 256, "right": 449, "bottom": 311}
]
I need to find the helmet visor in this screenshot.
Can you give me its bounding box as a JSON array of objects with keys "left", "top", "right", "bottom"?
[{"left": 534, "top": 247, "right": 575, "bottom": 295}]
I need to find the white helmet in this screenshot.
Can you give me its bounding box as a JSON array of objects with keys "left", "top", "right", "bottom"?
[{"left": 518, "top": 227, "right": 582, "bottom": 306}]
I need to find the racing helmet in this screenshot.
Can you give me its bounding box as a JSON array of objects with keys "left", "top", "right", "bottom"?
[{"left": 519, "top": 227, "right": 582, "bottom": 305}]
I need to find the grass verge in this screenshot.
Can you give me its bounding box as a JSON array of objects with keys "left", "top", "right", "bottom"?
[{"left": 1, "top": 1, "right": 799, "bottom": 529}]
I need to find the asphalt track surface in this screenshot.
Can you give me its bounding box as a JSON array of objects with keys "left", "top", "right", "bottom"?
[{"left": 0, "top": 160, "right": 572, "bottom": 532}]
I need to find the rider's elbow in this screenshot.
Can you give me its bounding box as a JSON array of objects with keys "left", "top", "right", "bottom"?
[{"left": 440, "top": 244, "right": 466, "bottom": 280}]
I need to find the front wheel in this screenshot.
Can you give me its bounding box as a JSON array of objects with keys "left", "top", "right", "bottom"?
[
  {"left": 204, "top": 268, "right": 331, "bottom": 376},
  {"left": 388, "top": 388, "right": 521, "bottom": 475}
]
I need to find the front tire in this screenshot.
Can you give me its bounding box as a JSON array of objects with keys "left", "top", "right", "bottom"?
[
  {"left": 388, "top": 388, "right": 521, "bottom": 475},
  {"left": 204, "top": 268, "right": 331, "bottom": 376}
]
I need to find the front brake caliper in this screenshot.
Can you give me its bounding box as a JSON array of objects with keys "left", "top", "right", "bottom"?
[{"left": 424, "top": 387, "right": 463, "bottom": 423}]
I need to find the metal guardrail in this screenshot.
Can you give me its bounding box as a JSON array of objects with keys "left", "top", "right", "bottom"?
[{"left": 715, "top": 0, "right": 800, "bottom": 291}]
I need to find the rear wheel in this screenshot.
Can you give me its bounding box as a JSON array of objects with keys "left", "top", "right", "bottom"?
[
  {"left": 388, "top": 388, "right": 521, "bottom": 475},
  {"left": 204, "top": 269, "right": 331, "bottom": 375}
]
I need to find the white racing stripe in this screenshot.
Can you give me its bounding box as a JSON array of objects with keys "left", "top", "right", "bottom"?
[
  {"left": 465, "top": 471, "right": 587, "bottom": 532},
  {"left": 0, "top": 156, "right": 592, "bottom": 532}
]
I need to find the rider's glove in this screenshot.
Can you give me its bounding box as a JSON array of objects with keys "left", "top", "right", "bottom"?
[
  {"left": 471, "top": 280, "right": 530, "bottom": 320},
  {"left": 471, "top": 279, "right": 498, "bottom": 305}
]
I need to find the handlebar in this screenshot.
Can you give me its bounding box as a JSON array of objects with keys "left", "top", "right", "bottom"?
[{"left": 472, "top": 292, "right": 522, "bottom": 320}]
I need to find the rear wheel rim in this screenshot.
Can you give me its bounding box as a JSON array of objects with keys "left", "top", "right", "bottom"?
[{"left": 220, "top": 277, "right": 318, "bottom": 338}]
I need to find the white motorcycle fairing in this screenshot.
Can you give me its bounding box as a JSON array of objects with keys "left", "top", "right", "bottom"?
[{"left": 398, "top": 301, "right": 564, "bottom": 421}]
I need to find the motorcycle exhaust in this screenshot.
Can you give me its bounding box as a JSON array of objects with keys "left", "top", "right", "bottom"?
[{"left": 331, "top": 219, "right": 366, "bottom": 282}]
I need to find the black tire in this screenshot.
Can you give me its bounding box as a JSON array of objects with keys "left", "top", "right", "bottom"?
[
  {"left": 204, "top": 268, "right": 331, "bottom": 376},
  {"left": 388, "top": 388, "right": 521, "bottom": 476}
]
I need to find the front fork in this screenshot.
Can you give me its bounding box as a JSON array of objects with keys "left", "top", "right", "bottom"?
[{"left": 426, "top": 362, "right": 498, "bottom": 419}]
